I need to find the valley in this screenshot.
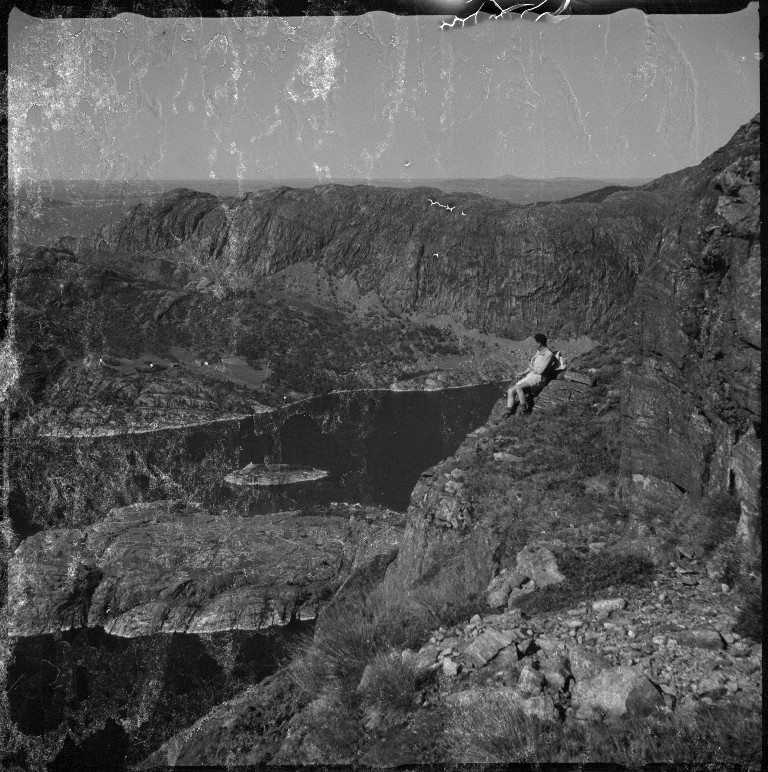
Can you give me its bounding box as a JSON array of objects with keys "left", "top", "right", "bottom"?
[{"left": 3, "top": 115, "right": 761, "bottom": 769}]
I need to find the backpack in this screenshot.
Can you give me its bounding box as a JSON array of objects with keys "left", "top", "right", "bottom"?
[{"left": 545, "top": 350, "right": 567, "bottom": 380}]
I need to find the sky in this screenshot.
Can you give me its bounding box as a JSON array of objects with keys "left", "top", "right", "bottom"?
[{"left": 8, "top": 4, "right": 760, "bottom": 182}]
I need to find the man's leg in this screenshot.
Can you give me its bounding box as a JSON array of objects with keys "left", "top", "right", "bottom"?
[
  {"left": 514, "top": 374, "right": 540, "bottom": 414},
  {"left": 515, "top": 383, "right": 527, "bottom": 407},
  {"left": 506, "top": 384, "right": 518, "bottom": 409}
]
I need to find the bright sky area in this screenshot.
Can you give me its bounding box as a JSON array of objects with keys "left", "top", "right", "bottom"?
[{"left": 8, "top": 4, "right": 760, "bottom": 182}]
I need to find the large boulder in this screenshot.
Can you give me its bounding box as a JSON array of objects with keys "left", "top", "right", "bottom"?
[
  {"left": 486, "top": 544, "right": 565, "bottom": 609},
  {"left": 567, "top": 645, "right": 612, "bottom": 683},
  {"left": 570, "top": 665, "right": 664, "bottom": 720},
  {"left": 464, "top": 629, "right": 516, "bottom": 668}
]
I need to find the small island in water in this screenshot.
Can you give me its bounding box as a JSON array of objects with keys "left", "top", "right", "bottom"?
[{"left": 225, "top": 462, "right": 330, "bottom": 487}]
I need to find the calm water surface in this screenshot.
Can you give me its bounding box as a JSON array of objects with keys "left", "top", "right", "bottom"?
[
  {"left": 229, "top": 382, "right": 503, "bottom": 513},
  {"left": 10, "top": 383, "right": 503, "bottom": 768}
]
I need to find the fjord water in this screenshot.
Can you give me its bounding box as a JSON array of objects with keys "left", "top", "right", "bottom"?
[
  {"left": 9, "top": 382, "right": 503, "bottom": 768},
  {"left": 231, "top": 382, "right": 504, "bottom": 514},
  {"left": 14, "top": 178, "right": 505, "bottom": 766}
]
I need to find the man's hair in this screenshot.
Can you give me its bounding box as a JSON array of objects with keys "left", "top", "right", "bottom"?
[{"left": 534, "top": 333, "right": 547, "bottom": 346}]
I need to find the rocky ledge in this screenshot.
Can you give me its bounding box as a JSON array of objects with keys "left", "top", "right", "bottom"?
[
  {"left": 224, "top": 463, "right": 330, "bottom": 487},
  {"left": 7, "top": 500, "right": 403, "bottom": 638},
  {"left": 139, "top": 351, "right": 761, "bottom": 766},
  {"left": 267, "top": 566, "right": 761, "bottom": 766}
]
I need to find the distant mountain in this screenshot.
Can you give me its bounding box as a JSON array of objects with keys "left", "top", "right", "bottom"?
[
  {"left": 334, "top": 176, "right": 651, "bottom": 205},
  {"left": 29, "top": 174, "right": 651, "bottom": 208}
]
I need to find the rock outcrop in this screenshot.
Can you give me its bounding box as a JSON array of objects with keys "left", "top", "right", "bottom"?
[
  {"left": 144, "top": 554, "right": 762, "bottom": 766},
  {"left": 16, "top": 118, "right": 760, "bottom": 549},
  {"left": 80, "top": 184, "right": 668, "bottom": 340},
  {"left": 224, "top": 462, "right": 330, "bottom": 487},
  {"left": 7, "top": 501, "right": 402, "bottom": 638},
  {"left": 619, "top": 115, "right": 761, "bottom": 556},
  {"left": 381, "top": 374, "right": 596, "bottom": 598},
  {"left": 138, "top": 672, "right": 304, "bottom": 769}
]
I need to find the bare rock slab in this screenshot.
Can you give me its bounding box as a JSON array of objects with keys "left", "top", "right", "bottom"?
[
  {"left": 8, "top": 500, "right": 401, "bottom": 638},
  {"left": 567, "top": 645, "right": 612, "bottom": 683},
  {"left": 674, "top": 628, "right": 726, "bottom": 651},
  {"left": 464, "top": 628, "right": 516, "bottom": 668}
]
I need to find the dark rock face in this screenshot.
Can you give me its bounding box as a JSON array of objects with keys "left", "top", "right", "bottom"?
[
  {"left": 26, "top": 117, "right": 760, "bottom": 548},
  {"left": 7, "top": 501, "right": 402, "bottom": 638},
  {"left": 382, "top": 377, "right": 595, "bottom": 596},
  {"left": 82, "top": 184, "right": 667, "bottom": 340},
  {"left": 619, "top": 115, "right": 761, "bottom": 553},
  {"left": 138, "top": 671, "right": 303, "bottom": 768}
]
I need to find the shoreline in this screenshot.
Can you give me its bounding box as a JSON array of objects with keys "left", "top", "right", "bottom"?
[
  {"left": 18, "top": 377, "right": 515, "bottom": 440},
  {"left": 16, "top": 331, "right": 600, "bottom": 441}
]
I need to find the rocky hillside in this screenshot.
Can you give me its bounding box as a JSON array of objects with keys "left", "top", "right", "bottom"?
[
  {"left": 619, "top": 115, "right": 761, "bottom": 555},
  {"left": 7, "top": 500, "right": 403, "bottom": 638},
  {"left": 139, "top": 348, "right": 761, "bottom": 767},
  {"left": 5, "top": 117, "right": 760, "bottom": 768},
  {"left": 71, "top": 114, "right": 761, "bottom": 546},
  {"left": 79, "top": 183, "right": 667, "bottom": 340}
]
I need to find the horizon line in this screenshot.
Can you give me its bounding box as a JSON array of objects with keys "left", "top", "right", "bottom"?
[{"left": 24, "top": 174, "right": 653, "bottom": 184}]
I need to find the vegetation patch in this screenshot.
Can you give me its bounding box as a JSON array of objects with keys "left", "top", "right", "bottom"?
[
  {"left": 702, "top": 492, "right": 742, "bottom": 553},
  {"left": 514, "top": 548, "right": 655, "bottom": 615},
  {"left": 734, "top": 573, "right": 762, "bottom": 643},
  {"left": 446, "top": 690, "right": 762, "bottom": 767},
  {"left": 357, "top": 650, "right": 420, "bottom": 714},
  {"left": 289, "top": 554, "right": 486, "bottom": 703}
]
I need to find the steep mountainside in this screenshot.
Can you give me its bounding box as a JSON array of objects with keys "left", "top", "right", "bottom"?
[
  {"left": 80, "top": 183, "right": 668, "bottom": 340},
  {"left": 137, "top": 347, "right": 761, "bottom": 768},
  {"left": 619, "top": 115, "right": 760, "bottom": 554},
  {"left": 73, "top": 116, "right": 761, "bottom": 542},
  {"left": 5, "top": 118, "right": 760, "bottom": 769},
  {"left": 378, "top": 115, "right": 761, "bottom": 605}
]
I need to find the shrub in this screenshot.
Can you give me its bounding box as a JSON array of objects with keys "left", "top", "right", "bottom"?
[
  {"left": 515, "top": 549, "right": 654, "bottom": 615},
  {"left": 446, "top": 690, "right": 762, "bottom": 767},
  {"left": 289, "top": 554, "right": 487, "bottom": 702},
  {"left": 734, "top": 573, "right": 762, "bottom": 642},
  {"left": 412, "top": 564, "right": 489, "bottom": 632},
  {"left": 288, "top": 584, "right": 426, "bottom": 697},
  {"left": 716, "top": 538, "right": 745, "bottom": 587},
  {"left": 702, "top": 492, "right": 742, "bottom": 552},
  {"left": 357, "top": 650, "right": 419, "bottom": 714}
]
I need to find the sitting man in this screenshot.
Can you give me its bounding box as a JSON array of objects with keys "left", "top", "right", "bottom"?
[{"left": 505, "top": 333, "right": 554, "bottom": 416}]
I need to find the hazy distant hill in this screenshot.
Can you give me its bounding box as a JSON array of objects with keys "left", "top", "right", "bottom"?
[
  {"left": 365, "top": 176, "right": 650, "bottom": 204},
  {"left": 19, "top": 174, "right": 650, "bottom": 208}
]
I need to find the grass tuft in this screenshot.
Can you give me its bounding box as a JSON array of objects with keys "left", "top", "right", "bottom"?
[
  {"left": 446, "top": 690, "right": 762, "bottom": 767},
  {"left": 357, "top": 650, "right": 419, "bottom": 714},
  {"left": 288, "top": 554, "right": 486, "bottom": 703},
  {"left": 734, "top": 572, "right": 762, "bottom": 642},
  {"left": 515, "top": 548, "right": 654, "bottom": 615},
  {"left": 702, "top": 492, "right": 742, "bottom": 552}
]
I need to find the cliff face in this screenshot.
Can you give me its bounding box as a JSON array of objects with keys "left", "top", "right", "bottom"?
[
  {"left": 8, "top": 500, "right": 402, "bottom": 638},
  {"left": 619, "top": 115, "right": 761, "bottom": 554},
  {"left": 83, "top": 184, "right": 668, "bottom": 340},
  {"left": 73, "top": 117, "right": 760, "bottom": 549}
]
